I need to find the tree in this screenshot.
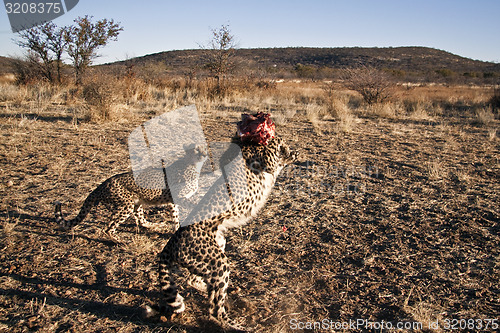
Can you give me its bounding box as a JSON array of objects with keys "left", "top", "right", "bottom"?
[
  {"left": 203, "top": 24, "right": 237, "bottom": 92},
  {"left": 65, "top": 16, "right": 123, "bottom": 84},
  {"left": 43, "top": 22, "right": 67, "bottom": 84},
  {"left": 15, "top": 22, "right": 67, "bottom": 83},
  {"left": 342, "top": 66, "right": 393, "bottom": 104}
]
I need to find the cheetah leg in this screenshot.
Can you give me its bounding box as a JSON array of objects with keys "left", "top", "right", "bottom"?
[
  {"left": 170, "top": 203, "right": 180, "bottom": 231},
  {"left": 139, "top": 203, "right": 180, "bottom": 232},
  {"left": 157, "top": 203, "right": 180, "bottom": 231},
  {"left": 104, "top": 204, "right": 134, "bottom": 242},
  {"left": 187, "top": 273, "right": 207, "bottom": 294},
  {"left": 186, "top": 244, "right": 244, "bottom": 331},
  {"left": 215, "top": 229, "right": 226, "bottom": 252},
  {"left": 151, "top": 253, "right": 185, "bottom": 317},
  {"left": 133, "top": 204, "right": 154, "bottom": 229}
]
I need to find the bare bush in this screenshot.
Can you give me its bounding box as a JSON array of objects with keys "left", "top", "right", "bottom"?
[
  {"left": 342, "top": 66, "right": 393, "bottom": 104},
  {"left": 81, "top": 74, "right": 118, "bottom": 121},
  {"left": 490, "top": 85, "right": 500, "bottom": 112},
  {"left": 10, "top": 55, "right": 45, "bottom": 85},
  {"left": 201, "top": 24, "right": 237, "bottom": 96}
]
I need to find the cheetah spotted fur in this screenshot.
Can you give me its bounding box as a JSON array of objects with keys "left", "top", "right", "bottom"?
[
  {"left": 146, "top": 136, "right": 297, "bottom": 330},
  {"left": 55, "top": 144, "right": 208, "bottom": 241}
]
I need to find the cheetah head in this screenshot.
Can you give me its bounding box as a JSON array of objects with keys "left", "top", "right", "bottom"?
[
  {"left": 244, "top": 136, "right": 298, "bottom": 174},
  {"left": 183, "top": 143, "right": 209, "bottom": 164}
]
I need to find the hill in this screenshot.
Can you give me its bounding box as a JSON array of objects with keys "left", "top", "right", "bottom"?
[
  {"left": 1, "top": 47, "right": 498, "bottom": 83},
  {"left": 0, "top": 56, "right": 15, "bottom": 74},
  {"left": 108, "top": 47, "right": 500, "bottom": 82}
]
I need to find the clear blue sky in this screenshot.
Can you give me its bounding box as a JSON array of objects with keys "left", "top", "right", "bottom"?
[{"left": 1, "top": 0, "right": 499, "bottom": 64}]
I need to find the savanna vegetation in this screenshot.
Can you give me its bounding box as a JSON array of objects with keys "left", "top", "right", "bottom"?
[{"left": 0, "top": 23, "right": 498, "bottom": 332}]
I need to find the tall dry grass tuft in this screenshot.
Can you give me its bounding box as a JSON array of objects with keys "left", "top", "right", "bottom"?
[
  {"left": 322, "top": 94, "right": 357, "bottom": 133},
  {"left": 337, "top": 110, "right": 357, "bottom": 133},
  {"left": 426, "top": 160, "right": 448, "bottom": 180},
  {"left": 403, "top": 99, "right": 434, "bottom": 120},
  {"left": 488, "top": 128, "right": 497, "bottom": 141},
  {"left": 490, "top": 87, "right": 500, "bottom": 111},
  {"left": 120, "top": 234, "right": 157, "bottom": 256},
  {"left": 475, "top": 108, "right": 495, "bottom": 126},
  {"left": 0, "top": 73, "right": 16, "bottom": 84},
  {"left": 403, "top": 287, "right": 444, "bottom": 333},
  {"left": 305, "top": 104, "right": 327, "bottom": 135},
  {"left": 365, "top": 102, "right": 400, "bottom": 118},
  {"left": 272, "top": 109, "right": 296, "bottom": 126},
  {"left": 404, "top": 301, "right": 444, "bottom": 333}
]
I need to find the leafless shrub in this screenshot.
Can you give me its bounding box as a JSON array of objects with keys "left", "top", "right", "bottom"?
[
  {"left": 10, "top": 55, "right": 46, "bottom": 85},
  {"left": 342, "top": 66, "right": 393, "bottom": 105},
  {"left": 201, "top": 24, "right": 237, "bottom": 96},
  {"left": 15, "top": 22, "right": 67, "bottom": 84},
  {"left": 255, "top": 80, "right": 277, "bottom": 90},
  {"left": 65, "top": 16, "right": 123, "bottom": 85},
  {"left": 489, "top": 85, "right": 500, "bottom": 111}
]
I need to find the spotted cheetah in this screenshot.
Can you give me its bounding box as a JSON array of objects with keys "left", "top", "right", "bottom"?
[
  {"left": 55, "top": 144, "right": 208, "bottom": 241},
  {"left": 146, "top": 136, "right": 297, "bottom": 330}
]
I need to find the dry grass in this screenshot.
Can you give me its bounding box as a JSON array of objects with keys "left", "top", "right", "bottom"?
[
  {"left": 426, "top": 160, "right": 448, "bottom": 180},
  {"left": 475, "top": 108, "right": 496, "bottom": 125},
  {"left": 272, "top": 109, "right": 296, "bottom": 126},
  {"left": 305, "top": 104, "right": 326, "bottom": 135},
  {"left": 0, "top": 79, "right": 498, "bottom": 332},
  {"left": 488, "top": 128, "right": 497, "bottom": 141},
  {"left": 336, "top": 109, "right": 358, "bottom": 133}
]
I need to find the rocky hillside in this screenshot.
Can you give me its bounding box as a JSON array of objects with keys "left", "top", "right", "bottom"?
[{"left": 108, "top": 47, "right": 500, "bottom": 82}]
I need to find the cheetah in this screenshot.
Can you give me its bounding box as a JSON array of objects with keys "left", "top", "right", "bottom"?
[
  {"left": 55, "top": 144, "right": 208, "bottom": 241},
  {"left": 146, "top": 136, "right": 297, "bottom": 330}
]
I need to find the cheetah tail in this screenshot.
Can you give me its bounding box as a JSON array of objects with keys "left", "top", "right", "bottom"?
[
  {"left": 54, "top": 201, "right": 64, "bottom": 226},
  {"left": 54, "top": 200, "right": 86, "bottom": 229},
  {"left": 54, "top": 191, "right": 98, "bottom": 229}
]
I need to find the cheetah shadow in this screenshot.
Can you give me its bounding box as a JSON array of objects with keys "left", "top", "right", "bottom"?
[
  {"left": 2, "top": 209, "right": 176, "bottom": 245},
  {"left": 0, "top": 270, "right": 232, "bottom": 332}
]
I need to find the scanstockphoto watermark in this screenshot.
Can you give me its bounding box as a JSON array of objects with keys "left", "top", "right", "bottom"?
[
  {"left": 290, "top": 318, "right": 499, "bottom": 331},
  {"left": 279, "top": 162, "right": 381, "bottom": 196},
  {"left": 3, "top": 0, "right": 79, "bottom": 32}
]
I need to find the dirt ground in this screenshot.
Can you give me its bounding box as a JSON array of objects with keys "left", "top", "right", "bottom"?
[{"left": 0, "top": 103, "right": 498, "bottom": 332}]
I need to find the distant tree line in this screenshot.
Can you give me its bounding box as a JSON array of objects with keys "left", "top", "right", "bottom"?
[{"left": 14, "top": 15, "right": 122, "bottom": 85}]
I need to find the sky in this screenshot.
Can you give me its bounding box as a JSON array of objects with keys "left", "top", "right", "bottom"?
[{"left": 1, "top": 0, "right": 499, "bottom": 64}]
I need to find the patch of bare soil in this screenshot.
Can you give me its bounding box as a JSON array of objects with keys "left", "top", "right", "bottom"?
[{"left": 0, "top": 106, "right": 498, "bottom": 332}]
